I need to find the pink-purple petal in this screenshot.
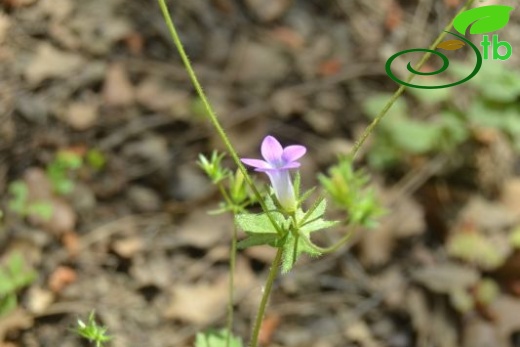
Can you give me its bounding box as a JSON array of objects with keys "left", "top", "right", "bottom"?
[
  {"left": 241, "top": 158, "right": 271, "bottom": 170},
  {"left": 281, "top": 161, "right": 301, "bottom": 169},
  {"left": 261, "top": 136, "right": 283, "bottom": 164},
  {"left": 282, "top": 145, "right": 306, "bottom": 163},
  {"left": 257, "top": 162, "right": 300, "bottom": 172}
]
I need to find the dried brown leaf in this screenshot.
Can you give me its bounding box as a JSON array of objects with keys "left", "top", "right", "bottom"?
[
  {"left": 102, "top": 63, "right": 135, "bottom": 107},
  {"left": 412, "top": 263, "right": 479, "bottom": 294},
  {"left": 164, "top": 280, "right": 227, "bottom": 324},
  {"left": 244, "top": 0, "right": 293, "bottom": 22},
  {"left": 0, "top": 309, "right": 33, "bottom": 342},
  {"left": 175, "top": 210, "right": 231, "bottom": 249},
  {"left": 62, "top": 100, "right": 99, "bottom": 131},
  {"left": 24, "top": 43, "right": 83, "bottom": 86},
  {"left": 48, "top": 266, "right": 77, "bottom": 293}
]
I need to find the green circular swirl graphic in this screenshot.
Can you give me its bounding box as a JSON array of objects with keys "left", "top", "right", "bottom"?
[{"left": 385, "top": 31, "right": 483, "bottom": 89}]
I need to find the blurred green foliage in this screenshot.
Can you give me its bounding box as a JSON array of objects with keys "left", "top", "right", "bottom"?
[
  {"left": 47, "top": 150, "right": 84, "bottom": 195},
  {"left": 363, "top": 60, "right": 520, "bottom": 169},
  {"left": 8, "top": 148, "right": 106, "bottom": 220},
  {"left": 8, "top": 181, "right": 53, "bottom": 220},
  {"left": 0, "top": 252, "right": 36, "bottom": 317},
  {"left": 318, "top": 156, "right": 385, "bottom": 228},
  {"left": 195, "top": 329, "right": 243, "bottom": 347}
]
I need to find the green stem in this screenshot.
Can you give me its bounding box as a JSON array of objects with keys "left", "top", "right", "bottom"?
[
  {"left": 226, "top": 224, "right": 238, "bottom": 347},
  {"left": 215, "top": 182, "right": 238, "bottom": 347},
  {"left": 350, "top": 0, "right": 477, "bottom": 159},
  {"left": 156, "top": 0, "right": 283, "bottom": 236},
  {"left": 249, "top": 247, "right": 283, "bottom": 347}
]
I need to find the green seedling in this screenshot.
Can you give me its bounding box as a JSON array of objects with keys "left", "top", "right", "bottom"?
[{"left": 74, "top": 311, "right": 112, "bottom": 347}]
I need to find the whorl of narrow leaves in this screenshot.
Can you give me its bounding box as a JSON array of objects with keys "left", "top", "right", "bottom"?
[{"left": 235, "top": 198, "right": 338, "bottom": 273}]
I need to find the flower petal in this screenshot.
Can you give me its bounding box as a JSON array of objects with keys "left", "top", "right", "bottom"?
[
  {"left": 261, "top": 136, "right": 284, "bottom": 164},
  {"left": 241, "top": 158, "right": 271, "bottom": 170},
  {"left": 282, "top": 145, "right": 306, "bottom": 163},
  {"left": 281, "top": 161, "right": 301, "bottom": 169}
]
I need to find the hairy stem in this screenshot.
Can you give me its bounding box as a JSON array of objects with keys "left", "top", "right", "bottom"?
[
  {"left": 350, "top": 0, "right": 477, "bottom": 159},
  {"left": 156, "top": 0, "right": 283, "bottom": 236},
  {"left": 249, "top": 247, "right": 283, "bottom": 347}
]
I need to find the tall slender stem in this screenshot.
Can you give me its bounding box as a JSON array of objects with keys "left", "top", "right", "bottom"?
[
  {"left": 350, "top": 0, "right": 477, "bottom": 159},
  {"left": 249, "top": 247, "right": 283, "bottom": 347},
  {"left": 226, "top": 224, "right": 238, "bottom": 347},
  {"left": 156, "top": 0, "right": 283, "bottom": 236}
]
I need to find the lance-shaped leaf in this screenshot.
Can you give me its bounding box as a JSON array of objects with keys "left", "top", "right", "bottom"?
[
  {"left": 453, "top": 5, "right": 514, "bottom": 35},
  {"left": 437, "top": 39, "right": 465, "bottom": 51}
]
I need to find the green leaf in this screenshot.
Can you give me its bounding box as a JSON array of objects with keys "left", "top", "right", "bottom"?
[
  {"left": 348, "top": 191, "right": 385, "bottom": 228},
  {"left": 476, "top": 63, "right": 520, "bottom": 103},
  {"left": 56, "top": 151, "right": 83, "bottom": 170},
  {"left": 387, "top": 119, "right": 442, "bottom": 154},
  {"left": 453, "top": 5, "right": 513, "bottom": 35},
  {"left": 235, "top": 213, "right": 284, "bottom": 234},
  {"left": 0, "top": 253, "right": 36, "bottom": 296},
  {"left": 7, "top": 253, "right": 24, "bottom": 276},
  {"left": 27, "top": 201, "right": 54, "bottom": 221},
  {"left": 509, "top": 227, "right": 520, "bottom": 249},
  {"left": 264, "top": 193, "right": 278, "bottom": 212},
  {"left": 447, "top": 232, "right": 506, "bottom": 270},
  {"left": 475, "top": 278, "right": 499, "bottom": 306},
  {"left": 468, "top": 100, "right": 511, "bottom": 130},
  {"left": 0, "top": 271, "right": 14, "bottom": 296},
  {"left": 298, "top": 187, "right": 316, "bottom": 206},
  {"left": 74, "top": 311, "right": 112, "bottom": 347},
  {"left": 300, "top": 197, "right": 326, "bottom": 226},
  {"left": 449, "top": 288, "right": 474, "bottom": 313},
  {"left": 237, "top": 234, "right": 278, "bottom": 249},
  {"left": 281, "top": 241, "right": 296, "bottom": 274},
  {"left": 54, "top": 179, "right": 75, "bottom": 195},
  {"left": 438, "top": 111, "right": 469, "bottom": 150},
  {"left": 280, "top": 211, "right": 337, "bottom": 273},
  {"left": 86, "top": 149, "right": 106, "bottom": 170},
  {"left": 0, "top": 293, "right": 17, "bottom": 317},
  {"left": 281, "top": 232, "right": 322, "bottom": 273},
  {"left": 406, "top": 80, "right": 451, "bottom": 104},
  {"left": 367, "top": 140, "right": 401, "bottom": 169},
  {"left": 195, "top": 329, "right": 243, "bottom": 347},
  {"left": 8, "top": 181, "right": 28, "bottom": 215},
  {"left": 300, "top": 218, "right": 338, "bottom": 234}
]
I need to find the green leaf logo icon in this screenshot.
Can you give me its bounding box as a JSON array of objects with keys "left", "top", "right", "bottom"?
[{"left": 453, "top": 5, "right": 514, "bottom": 35}]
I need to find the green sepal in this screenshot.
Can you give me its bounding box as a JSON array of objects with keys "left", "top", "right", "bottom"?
[{"left": 298, "top": 187, "right": 316, "bottom": 205}]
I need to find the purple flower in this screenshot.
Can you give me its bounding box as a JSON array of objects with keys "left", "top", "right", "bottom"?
[{"left": 241, "top": 136, "right": 306, "bottom": 212}]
